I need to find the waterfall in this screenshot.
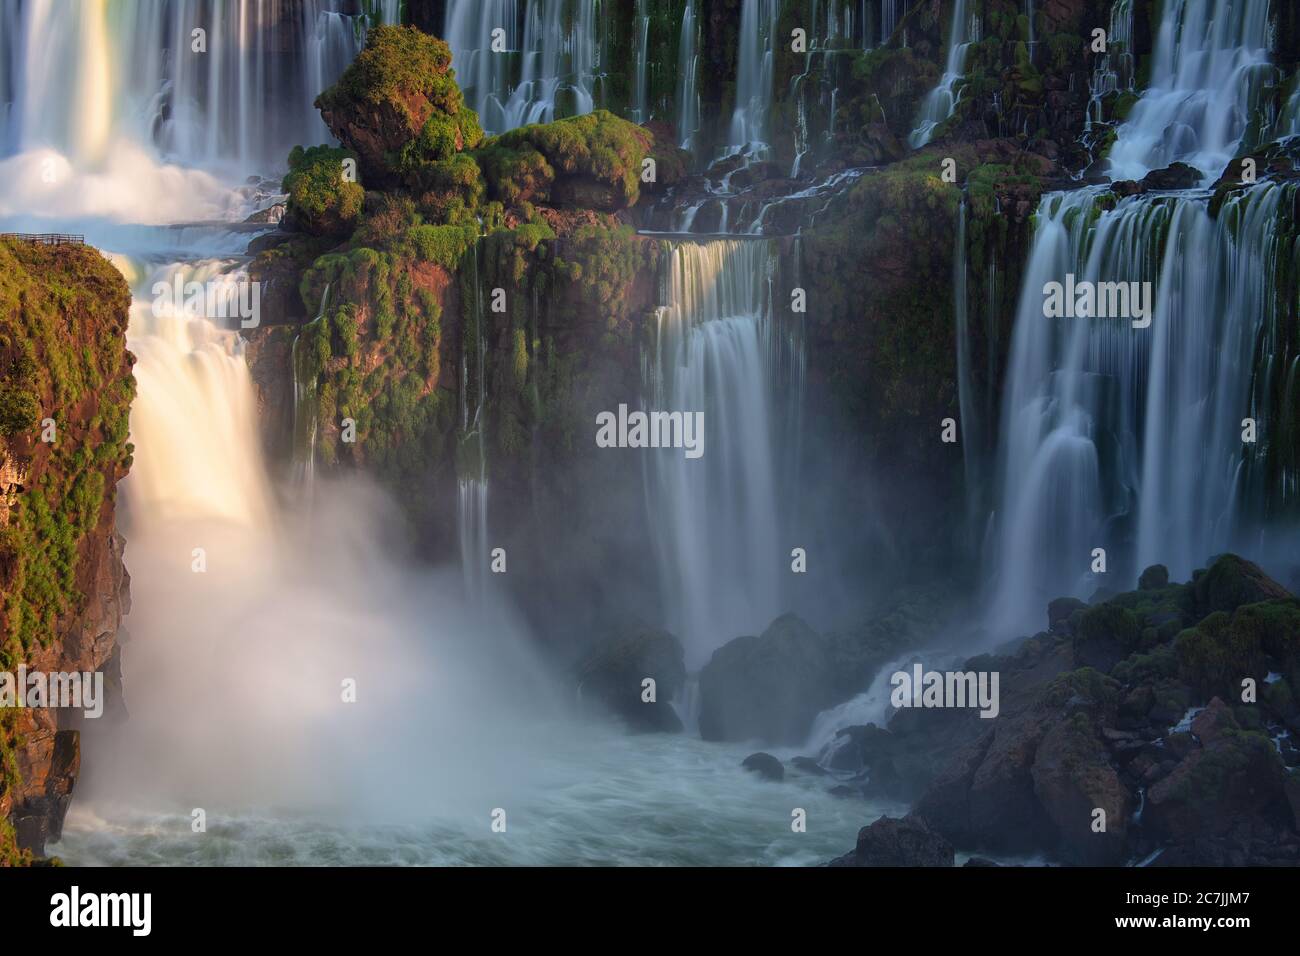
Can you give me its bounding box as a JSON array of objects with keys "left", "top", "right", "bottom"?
[
  {"left": 953, "top": 198, "right": 981, "bottom": 548},
  {"left": 292, "top": 284, "right": 330, "bottom": 491},
  {"left": 908, "top": 0, "right": 970, "bottom": 148},
  {"left": 443, "top": 0, "right": 600, "bottom": 136},
  {"left": 986, "top": 0, "right": 1298, "bottom": 635},
  {"left": 729, "top": 0, "right": 780, "bottom": 152},
  {"left": 987, "top": 182, "right": 1296, "bottom": 633},
  {"left": 631, "top": 0, "right": 650, "bottom": 123},
  {"left": 1107, "top": 0, "right": 1272, "bottom": 183},
  {"left": 0, "top": 0, "right": 367, "bottom": 172},
  {"left": 645, "top": 239, "right": 794, "bottom": 669},
  {"left": 459, "top": 243, "right": 491, "bottom": 605},
  {"left": 125, "top": 258, "right": 275, "bottom": 530},
  {"left": 1086, "top": 0, "right": 1134, "bottom": 135},
  {"left": 676, "top": 0, "right": 701, "bottom": 150}
]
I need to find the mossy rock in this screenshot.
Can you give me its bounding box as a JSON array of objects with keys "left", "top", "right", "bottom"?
[
  {"left": 477, "top": 111, "right": 653, "bottom": 210},
  {"left": 282, "top": 145, "right": 365, "bottom": 237},
  {"left": 316, "top": 25, "right": 482, "bottom": 189},
  {"left": 1192, "top": 553, "right": 1292, "bottom": 618}
]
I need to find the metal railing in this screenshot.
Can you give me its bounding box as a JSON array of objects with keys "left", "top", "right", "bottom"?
[{"left": 0, "top": 233, "right": 86, "bottom": 245}]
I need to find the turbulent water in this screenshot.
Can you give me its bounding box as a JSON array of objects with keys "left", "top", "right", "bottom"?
[
  {"left": 58, "top": 727, "right": 895, "bottom": 865},
  {"left": 0, "top": 0, "right": 888, "bottom": 868}
]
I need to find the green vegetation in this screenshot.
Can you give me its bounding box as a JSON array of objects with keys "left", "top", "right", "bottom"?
[
  {"left": 477, "top": 111, "right": 654, "bottom": 210},
  {"left": 0, "top": 238, "right": 133, "bottom": 867},
  {"left": 282, "top": 145, "right": 365, "bottom": 237}
]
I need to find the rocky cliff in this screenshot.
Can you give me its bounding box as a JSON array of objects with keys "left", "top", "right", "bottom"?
[{"left": 0, "top": 239, "right": 134, "bottom": 863}]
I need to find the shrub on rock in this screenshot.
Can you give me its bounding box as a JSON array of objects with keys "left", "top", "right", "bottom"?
[{"left": 282, "top": 145, "right": 365, "bottom": 237}]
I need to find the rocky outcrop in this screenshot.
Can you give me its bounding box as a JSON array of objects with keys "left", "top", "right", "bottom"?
[
  {"left": 698, "top": 614, "right": 833, "bottom": 745},
  {"left": 857, "top": 555, "right": 1299, "bottom": 866},
  {"left": 828, "top": 814, "right": 955, "bottom": 867},
  {"left": 0, "top": 239, "right": 134, "bottom": 862},
  {"left": 741, "top": 752, "right": 784, "bottom": 781},
  {"left": 574, "top": 627, "right": 686, "bottom": 733}
]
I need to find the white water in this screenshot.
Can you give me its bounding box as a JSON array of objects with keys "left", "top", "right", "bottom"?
[
  {"left": 676, "top": 0, "right": 701, "bottom": 150},
  {"left": 1, "top": 0, "right": 885, "bottom": 869},
  {"left": 59, "top": 727, "right": 892, "bottom": 865},
  {"left": 443, "top": 0, "right": 600, "bottom": 135},
  {"left": 0, "top": 0, "right": 369, "bottom": 172},
  {"left": 986, "top": 0, "right": 1296, "bottom": 635},
  {"left": 987, "top": 182, "right": 1294, "bottom": 634},
  {"left": 645, "top": 240, "right": 792, "bottom": 669},
  {"left": 1107, "top": 0, "right": 1272, "bottom": 183},
  {"left": 729, "top": 0, "right": 780, "bottom": 152},
  {"left": 908, "top": 0, "right": 970, "bottom": 148},
  {"left": 631, "top": 0, "right": 651, "bottom": 123}
]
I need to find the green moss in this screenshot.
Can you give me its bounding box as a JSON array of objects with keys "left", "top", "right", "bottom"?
[
  {"left": 478, "top": 110, "right": 653, "bottom": 209},
  {"left": 317, "top": 25, "right": 456, "bottom": 126},
  {"left": 0, "top": 385, "right": 40, "bottom": 436},
  {"left": 282, "top": 144, "right": 365, "bottom": 237}
]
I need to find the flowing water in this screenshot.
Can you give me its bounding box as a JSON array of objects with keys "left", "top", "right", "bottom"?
[
  {"left": 645, "top": 240, "right": 794, "bottom": 670},
  {"left": 985, "top": 0, "right": 1299, "bottom": 636},
  {"left": 1106, "top": 0, "right": 1273, "bottom": 183},
  {"left": 676, "top": 0, "right": 701, "bottom": 150},
  {"left": 443, "top": 0, "right": 601, "bottom": 135},
  {"left": 729, "top": 0, "right": 780, "bottom": 152},
  {"left": 908, "top": 0, "right": 970, "bottom": 148},
  {"left": 0, "top": 0, "right": 888, "bottom": 866}
]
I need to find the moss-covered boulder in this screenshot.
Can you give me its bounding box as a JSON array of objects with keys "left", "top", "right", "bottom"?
[
  {"left": 1191, "top": 553, "right": 1292, "bottom": 618},
  {"left": 316, "top": 25, "right": 484, "bottom": 193},
  {"left": 477, "top": 111, "right": 654, "bottom": 211},
  {"left": 1146, "top": 699, "right": 1286, "bottom": 842},
  {"left": 282, "top": 145, "right": 365, "bottom": 237}
]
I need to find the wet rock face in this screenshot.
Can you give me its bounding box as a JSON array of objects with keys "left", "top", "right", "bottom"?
[
  {"left": 859, "top": 555, "right": 1299, "bottom": 867},
  {"left": 741, "top": 752, "right": 785, "bottom": 781},
  {"left": 698, "top": 614, "right": 835, "bottom": 746},
  {"left": 0, "top": 241, "right": 134, "bottom": 862},
  {"left": 828, "top": 814, "right": 955, "bottom": 867},
  {"left": 575, "top": 628, "right": 687, "bottom": 733}
]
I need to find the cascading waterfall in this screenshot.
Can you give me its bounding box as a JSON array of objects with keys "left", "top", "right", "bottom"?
[
  {"left": 1106, "top": 0, "right": 1272, "bottom": 183},
  {"left": 645, "top": 239, "right": 793, "bottom": 669},
  {"left": 0, "top": 0, "right": 369, "bottom": 172},
  {"left": 631, "top": 0, "right": 651, "bottom": 123},
  {"left": 729, "top": 0, "right": 780, "bottom": 153},
  {"left": 988, "top": 182, "right": 1295, "bottom": 633},
  {"left": 125, "top": 258, "right": 276, "bottom": 531},
  {"left": 986, "top": 0, "right": 1297, "bottom": 635},
  {"left": 908, "top": 0, "right": 970, "bottom": 148},
  {"left": 787, "top": 0, "right": 855, "bottom": 177},
  {"left": 292, "top": 284, "right": 330, "bottom": 490},
  {"left": 459, "top": 243, "right": 491, "bottom": 606},
  {"left": 443, "top": 0, "right": 601, "bottom": 136},
  {"left": 1085, "top": 0, "right": 1134, "bottom": 134},
  {"left": 676, "top": 0, "right": 701, "bottom": 150}
]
